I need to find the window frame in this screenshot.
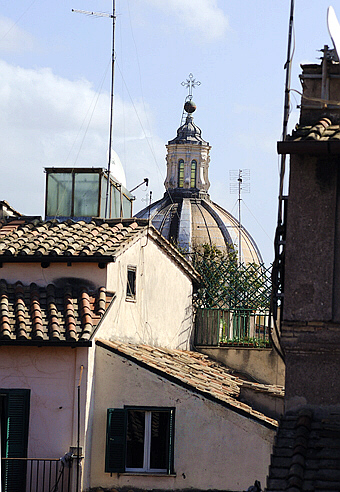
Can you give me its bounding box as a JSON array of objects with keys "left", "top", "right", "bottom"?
[
  {"left": 0, "top": 389, "right": 30, "bottom": 491},
  {"left": 126, "top": 266, "right": 137, "bottom": 301},
  {"left": 190, "top": 160, "right": 197, "bottom": 188},
  {"left": 105, "top": 406, "right": 175, "bottom": 475},
  {"left": 178, "top": 159, "right": 184, "bottom": 188}
]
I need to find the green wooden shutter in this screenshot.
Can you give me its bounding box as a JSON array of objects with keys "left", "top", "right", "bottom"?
[
  {"left": 105, "top": 408, "right": 126, "bottom": 473},
  {"left": 1, "top": 389, "right": 30, "bottom": 492},
  {"left": 168, "top": 409, "right": 175, "bottom": 474}
]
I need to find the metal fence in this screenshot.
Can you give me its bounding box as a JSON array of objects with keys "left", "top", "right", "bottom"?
[
  {"left": 195, "top": 308, "right": 271, "bottom": 347},
  {"left": 1, "top": 457, "right": 72, "bottom": 492},
  {"left": 192, "top": 251, "right": 273, "bottom": 347}
]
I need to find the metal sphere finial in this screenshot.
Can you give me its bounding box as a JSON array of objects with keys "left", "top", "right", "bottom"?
[{"left": 184, "top": 100, "right": 196, "bottom": 114}]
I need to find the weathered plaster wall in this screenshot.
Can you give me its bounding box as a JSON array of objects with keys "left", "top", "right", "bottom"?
[
  {"left": 199, "top": 347, "right": 285, "bottom": 386},
  {"left": 0, "top": 262, "right": 107, "bottom": 289},
  {"left": 89, "top": 346, "right": 275, "bottom": 492},
  {"left": 101, "top": 237, "right": 194, "bottom": 349},
  {"left": 0, "top": 346, "right": 90, "bottom": 459}
]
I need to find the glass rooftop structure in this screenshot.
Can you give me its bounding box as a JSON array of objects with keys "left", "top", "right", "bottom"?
[{"left": 45, "top": 168, "right": 134, "bottom": 221}]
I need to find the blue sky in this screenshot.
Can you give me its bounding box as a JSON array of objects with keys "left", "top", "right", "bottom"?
[{"left": 0, "top": 1, "right": 337, "bottom": 264}]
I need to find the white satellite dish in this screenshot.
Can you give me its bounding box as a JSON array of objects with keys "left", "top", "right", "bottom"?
[{"left": 327, "top": 6, "right": 340, "bottom": 60}]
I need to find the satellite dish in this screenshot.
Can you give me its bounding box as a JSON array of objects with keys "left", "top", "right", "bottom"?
[{"left": 327, "top": 6, "right": 340, "bottom": 61}]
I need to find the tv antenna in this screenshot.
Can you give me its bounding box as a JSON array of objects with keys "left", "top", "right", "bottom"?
[
  {"left": 72, "top": 2, "right": 116, "bottom": 219},
  {"left": 229, "top": 169, "right": 250, "bottom": 264}
]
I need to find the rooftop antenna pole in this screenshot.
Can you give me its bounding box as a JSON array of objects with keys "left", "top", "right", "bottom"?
[
  {"left": 278, "top": 0, "right": 294, "bottom": 225},
  {"left": 105, "top": 0, "right": 116, "bottom": 219},
  {"left": 230, "top": 169, "right": 250, "bottom": 265},
  {"left": 72, "top": 2, "right": 116, "bottom": 219}
]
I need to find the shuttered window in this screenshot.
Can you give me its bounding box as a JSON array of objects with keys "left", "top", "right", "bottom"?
[
  {"left": 1, "top": 389, "right": 30, "bottom": 492},
  {"left": 105, "top": 407, "right": 175, "bottom": 474}
]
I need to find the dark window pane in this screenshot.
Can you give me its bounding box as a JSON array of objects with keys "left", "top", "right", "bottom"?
[
  {"left": 126, "top": 410, "right": 145, "bottom": 468},
  {"left": 127, "top": 268, "right": 136, "bottom": 299},
  {"left": 150, "top": 412, "right": 169, "bottom": 470}
]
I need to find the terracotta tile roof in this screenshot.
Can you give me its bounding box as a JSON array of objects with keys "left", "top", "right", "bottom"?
[
  {"left": 0, "top": 280, "right": 114, "bottom": 344},
  {"left": 266, "top": 409, "right": 340, "bottom": 491},
  {"left": 278, "top": 117, "right": 340, "bottom": 156},
  {"left": 96, "top": 339, "right": 280, "bottom": 428},
  {"left": 289, "top": 118, "right": 340, "bottom": 141},
  {"left": 0, "top": 218, "right": 145, "bottom": 261}
]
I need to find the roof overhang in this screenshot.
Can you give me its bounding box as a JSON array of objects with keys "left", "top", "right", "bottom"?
[
  {"left": 278, "top": 140, "right": 340, "bottom": 155},
  {"left": 0, "top": 255, "right": 116, "bottom": 267},
  {"left": 0, "top": 340, "right": 92, "bottom": 347}
]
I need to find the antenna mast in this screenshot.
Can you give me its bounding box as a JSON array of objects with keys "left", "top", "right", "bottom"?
[
  {"left": 72, "top": 2, "right": 116, "bottom": 219},
  {"left": 278, "top": 0, "right": 294, "bottom": 225},
  {"left": 230, "top": 169, "right": 250, "bottom": 265}
]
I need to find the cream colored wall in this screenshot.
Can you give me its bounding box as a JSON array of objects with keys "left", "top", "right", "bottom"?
[
  {"left": 101, "top": 237, "right": 194, "bottom": 349},
  {"left": 199, "top": 347, "right": 285, "bottom": 386},
  {"left": 0, "top": 262, "right": 107, "bottom": 288},
  {"left": 90, "top": 347, "right": 275, "bottom": 491}
]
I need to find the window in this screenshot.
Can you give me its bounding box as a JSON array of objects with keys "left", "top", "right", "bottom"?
[
  {"left": 1, "top": 389, "right": 30, "bottom": 492},
  {"left": 126, "top": 266, "right": 136, "bottom": 300},
  {"left": 105, "top": 407, "right": 175, "bottom": 474},
  {"left": 178, "top": 160, "right": 184, "bottom": 188},
  {"left": 190, "top": 160, "right": 197, "bottom": 188}
]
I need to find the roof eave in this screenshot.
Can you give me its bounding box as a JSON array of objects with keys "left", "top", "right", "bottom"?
[
  {"left": 278, "top": 140, "right": 340, "bottom": 155},
  {"left": 0, "top": 255, "right": 116, "bottom": 265},
  {"left": 0, "top": 340, "right": 92, "bottom": 347},
  {"left": 146, "top": 226, "right": 201, "bottom": 285}
]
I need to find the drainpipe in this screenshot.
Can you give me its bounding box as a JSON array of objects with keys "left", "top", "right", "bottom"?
[{"left": 76, "top": 365, "right": 84, "bottom": 492}]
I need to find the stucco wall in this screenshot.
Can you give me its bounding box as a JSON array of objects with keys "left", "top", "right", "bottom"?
[
  {"left": 0, "top": 346, "right": 88, "bottom": 459},
  {"left": 101, "top": 237, "right": 194, "bottom": 349},
  {"left": 198, "top": 347, "right": 285, "bottom": 386},
  {"left": 89, "top": 346, "right": 275, "bottom": 492},
  {"left": 0, "top": 262, "right": 107, "bottom": 289}
]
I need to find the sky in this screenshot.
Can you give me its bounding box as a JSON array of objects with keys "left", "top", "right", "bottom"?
[{"left": 0, "top": 0, "right": 337, "bottom": 265}]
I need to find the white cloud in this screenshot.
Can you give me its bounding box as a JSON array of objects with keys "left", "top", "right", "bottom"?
[
  {"left": 0, "top": 16, "right": 35, "bottom": 53},
  {"left": 0, "top": 60, "right": 165, "bottom": 216},
  {"left": 143, "top": 0, "right": 228, "bottom": 42}
]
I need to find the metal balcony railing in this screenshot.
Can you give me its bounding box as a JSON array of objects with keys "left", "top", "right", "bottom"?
[
  {"left": 1, "top": 457, "right": 72, "bottom": 492},
  {"left": 194, "top": 307, "right": 272, "bottom": 347}
]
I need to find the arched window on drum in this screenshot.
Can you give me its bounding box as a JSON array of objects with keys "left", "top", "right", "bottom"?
[
  {"left": 190, "top": 160, "right": 197, "bottom": 188},
  {"left": 178, "top": 160, "right": 184, "bottom": 188}
]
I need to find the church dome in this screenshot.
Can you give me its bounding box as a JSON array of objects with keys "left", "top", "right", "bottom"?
[
  {"left": 136, "top": 194, "right": 262, "bottom": 264},
  {"left": 136, "top": 99, "right": 262, "bottom": 264}
]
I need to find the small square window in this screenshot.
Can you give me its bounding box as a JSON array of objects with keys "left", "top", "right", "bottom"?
[
  {"left": 126, "top": 266, "right": 136, "bottom": 300},
  {"left": 105, "top": 407, "right": 175, "bottom": 474}
]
